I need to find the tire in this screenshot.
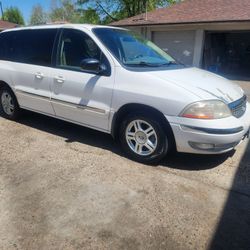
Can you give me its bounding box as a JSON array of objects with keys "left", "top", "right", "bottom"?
[
  {"left": 0, "top": 86, "right": 21, "bottom": 120},
  {"left": 119, "top": 113, "right": 170, "bottom": 164}
]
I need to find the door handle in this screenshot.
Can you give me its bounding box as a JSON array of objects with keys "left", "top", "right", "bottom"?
[
  {"left": 35, "top": 72, "right": 44, "bottom": 79},
  {"left": 54, "top": 76, "right": 65, "bottom": 84}
]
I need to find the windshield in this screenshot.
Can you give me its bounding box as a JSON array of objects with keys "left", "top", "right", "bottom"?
[{"left": 93, "top": 28, "right": 177, "bottom": 67}]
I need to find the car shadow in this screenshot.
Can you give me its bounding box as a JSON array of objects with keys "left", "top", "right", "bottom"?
[
  {"left": 209, "top": 139, "right": 250, "bottom": 249},
  {"left": 17, "top": 110, "right": 122, "bottom": 155},
  {"left": 12, "top": 110, "right": 232, "bottom": 171},
  {"left": 161, "top": 151, "right": 234, "bottom": 171}
]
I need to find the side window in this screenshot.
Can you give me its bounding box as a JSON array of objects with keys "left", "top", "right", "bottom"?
[
  {"left": 13, "top": 29, "right": 57, "bottom": 66},
  {"left": 0, "top": 32, "right": 15, "bottom": 61},
  {"left": 57, "top": 29, "right": 102, "bottom": 71}
]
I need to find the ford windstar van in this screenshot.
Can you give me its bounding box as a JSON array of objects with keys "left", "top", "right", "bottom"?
[{"left": 0, "top": 24, "right": 249, "bottom": 164}]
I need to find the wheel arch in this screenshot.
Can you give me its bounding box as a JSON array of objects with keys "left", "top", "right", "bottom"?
[
  {"left": 0, "top": 80, "right": 19, "bottom": 105},
  {"left": 0, "top": 80, "right": 13, "bottom": 91},
  {"left": 111, "top": 103, "right": 176, "bottom": 150}
]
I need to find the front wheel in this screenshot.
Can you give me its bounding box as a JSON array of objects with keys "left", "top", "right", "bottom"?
[
  {"left": 119, "top": 114, "right": 169, "bottom": 164},
  {"left": 0, "top": 87, "right": 21, "bottom": 120}
]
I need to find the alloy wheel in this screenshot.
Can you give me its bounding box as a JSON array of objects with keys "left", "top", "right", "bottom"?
[
  {"left": 125, "top": 119, "right": 158, "bottom": 156},
  {"left": 1, "top": 91, "right": 14, "bottom": 115}
]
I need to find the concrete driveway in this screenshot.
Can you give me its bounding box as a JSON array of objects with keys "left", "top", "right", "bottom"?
[{"left": 0, "top": 84, "right": 249, "bottom": 250}]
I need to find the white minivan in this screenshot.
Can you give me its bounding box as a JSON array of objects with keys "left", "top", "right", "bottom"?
[{"left": 0, "top": 24, "right": 249, "bottom": 164}]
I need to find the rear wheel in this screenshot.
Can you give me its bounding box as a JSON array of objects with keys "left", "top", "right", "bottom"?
[
  {"left": 0, "top": 87, "right": 21, "bottom": 120},
  {"left": 119, "top": 113, "right": 169, "bottom": 164}
]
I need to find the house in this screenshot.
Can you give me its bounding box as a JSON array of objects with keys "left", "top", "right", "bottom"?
[
  {"left": 112, "top": 0, "right": 250, "bottom": 80},
  {"left": 0, "top": 20, "right": 18, "bottom": 31}
]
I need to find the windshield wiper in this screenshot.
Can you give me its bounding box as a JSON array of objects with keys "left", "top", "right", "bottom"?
[
  {"left": 125, "top": 61, "right": 166, "bottom": 67},
  {"left": 125, "top": 61, "right": 182, "bottom": 67},
  {"left": 159, "top": 61, "right": 178, "bottom": 66}
]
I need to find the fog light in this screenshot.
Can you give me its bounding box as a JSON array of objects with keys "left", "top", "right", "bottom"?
[{"left": 189, "top": 142, "right": 215, "bottom": 150}]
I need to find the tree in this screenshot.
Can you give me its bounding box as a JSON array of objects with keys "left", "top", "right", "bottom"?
[
  {"left": 49, "top": 0, "right": 100, "bottom": 24},
  {"left": 77, "top": 0, "right": 181, "bottom": 23},
  {"left": 50, "top": 0, "right": 81, "bottom": 22},
  {"left": 77, "top": 0, "right": 118, "bottom": 22},
  {"left": 120, "top": 0, "right": 180, "bottom": 17},
  {"left": 3, "top": 7, "right": 25, "bottom": 25},
  {"left": 45, "top": 0, "right": 180, "bottom": 25},
  {"left": 78, "top": 8, "right": 100, "bottom": 24},
  {"left": 30, "top": 4, "right": 48, "bottom": 25}
]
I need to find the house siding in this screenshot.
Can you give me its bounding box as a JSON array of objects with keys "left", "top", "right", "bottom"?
[{"left": 123, "top": 22, "right": 250, "bottom": 68}]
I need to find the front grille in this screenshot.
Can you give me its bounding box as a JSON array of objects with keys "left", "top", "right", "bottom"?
[{"left": 228, "top": 95, "right": 247, "bottom": 118}]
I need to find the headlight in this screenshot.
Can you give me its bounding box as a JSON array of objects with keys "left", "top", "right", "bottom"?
[{"left": 180, "top": 100, "right": 232, "bottom": 119}]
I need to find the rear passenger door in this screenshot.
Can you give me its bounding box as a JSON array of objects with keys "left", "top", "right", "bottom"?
[{"left": 10, "top": 29, "right": 57, "bottom": 115}]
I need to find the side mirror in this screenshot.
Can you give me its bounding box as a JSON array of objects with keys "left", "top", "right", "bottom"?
[{"left": 80, "top": 58, "right": 107, "bottom": 75}]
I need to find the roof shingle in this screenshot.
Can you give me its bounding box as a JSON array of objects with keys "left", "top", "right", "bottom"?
[
  {"left": 111, "top": 0, "right": 250, "bottom": 26},
  {"left": 0, "top": 20, "right": 18, "bottom": 30}
]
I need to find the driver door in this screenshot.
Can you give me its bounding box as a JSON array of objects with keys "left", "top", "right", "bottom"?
[{"left": 50, "top": 28, "right": 114, "bottom": 132}]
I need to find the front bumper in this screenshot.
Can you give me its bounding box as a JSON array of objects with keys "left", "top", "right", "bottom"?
[{"left": 166, "top": 102, "right": 250, "bottom": 154}]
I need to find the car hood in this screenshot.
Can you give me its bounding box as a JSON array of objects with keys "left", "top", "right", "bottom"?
[{"left": 149, "top": 67, "right": 244, "bottom": 103}]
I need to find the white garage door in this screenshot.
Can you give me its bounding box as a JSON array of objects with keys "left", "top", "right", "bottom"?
[{"left": 153, "top": 30, "right": 195, "bottom": 66}]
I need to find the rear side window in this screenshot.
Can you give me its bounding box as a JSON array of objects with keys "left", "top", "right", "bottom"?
[
  {"left": 0, "top": 32, "right": 14, "bottom": 61},
  {"left": 0, "top": 29, "right": 57, "bottom": 67}
]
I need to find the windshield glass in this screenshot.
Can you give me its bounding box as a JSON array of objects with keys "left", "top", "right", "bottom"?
[{"left": 93, "top": 28, "right": 176, "bottom": 67}]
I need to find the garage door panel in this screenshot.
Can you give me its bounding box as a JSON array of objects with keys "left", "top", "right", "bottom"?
[{"left": 153, "top": 31, "right": 195, "bottom": 66}]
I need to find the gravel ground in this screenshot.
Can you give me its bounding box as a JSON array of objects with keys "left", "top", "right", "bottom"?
[{"left": 0, "top": 83, "right": 249, "bottom": 250}]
